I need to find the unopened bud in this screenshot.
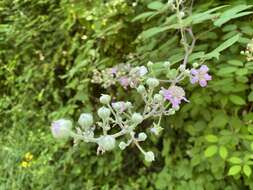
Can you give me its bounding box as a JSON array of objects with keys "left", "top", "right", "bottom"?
[
  {"left": 78, "top": 113, "right": 93, "bottom": 128},
  {"left": 138, "top": 132, "right": 147, "bottom": 141},
  {"left": 97, "top": 107, "right": 111, "bottom": 120},
  {"left": 137, "top": 85, "right": 146, "bottom": 93},
  {"left": 146, "top": 78, "right": 159, "bottom": 88},
  {"left": 98, "top": 135, "right": 116, "bottom": 151},
  {"left": 51, "top": 119, "right": 72, "bottom": 139},
  {"left": 100, "top": 94, "right": 111, "bottom": 104},
  {"left": 144, "top": 151, "right": 155, "bottom": 162},
  {"left": 132, "top": 113, "right": 143, "bottom": 124}
]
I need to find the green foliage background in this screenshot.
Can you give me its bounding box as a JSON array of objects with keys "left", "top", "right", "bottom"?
[{"left": 1, "top": 0, "right": 253, "bottom": 189}]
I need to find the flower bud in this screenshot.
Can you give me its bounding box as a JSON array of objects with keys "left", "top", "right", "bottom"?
[
  {"left": 154, "top": 94, "right": 163, "bottom": 103},
  {"left": 139, "top": 66, "right": 148, "bottom": 76},
  {"left": 179, "top": 11, "right": 185, "bottom": 18},
  {"left": 147, "top": 61, "right": 153, "bottom": 67},
  {"left": 179, "top": 64, "right": 185, "bottom": 72},
  {"left": 183, "top": 69, "right": 190, "bottom": 76},
  {"left": 137, "top": 85, "right": 146, "bottom": 93},
  {"left": 97, "top": 107, "right": 111, "bottom": 120},
  {"left": 138, "top": 132, "right": 147, "bottom": 141},
  {"left": 144, "top": 151, "right": 155, "bottom": 162},
  {"left": 163, "top": 61, "right": 170, "bottom": 68},
  {"left": 193, "top": 62, "right": 199, "bottom": 68},
  {"left": 146, "top": 78, "right": 159, "bottom": 88},
  {"left": 131, "top": 113, "right": 143, "bottom": 124},
  {"left": 125, "top": 101, "right": 132, "bottom": 109},
  {"left": 51, "top": 119, "right": 72, "bottom": 139},
  {"left": 150, "top": 124, "right": 163, "bottom": 136},
  {"left": 100, "top": 94, "right": 111, "bottom": 104},
  {"left": 168, "top": 108, "right": 176, "bottom": 115},
  {"left": 119, "top": 141, "right": 127, "bottom": 150},
  {"left": 98, "top": 135, "right": 116, "bottom": 151},
  {"left": 78, "top": 113, "right": 93, "bottom": 128}
]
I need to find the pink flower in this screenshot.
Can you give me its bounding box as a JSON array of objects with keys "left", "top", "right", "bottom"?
[
  {"left": 119, "top": 76, "right": 129, "bottom": 88},
  {"left": 162, "top": 86, "right": 189, "bottom": 108},
  {"left": 190, "top": 65, "right": 212, "bottom": 87}
]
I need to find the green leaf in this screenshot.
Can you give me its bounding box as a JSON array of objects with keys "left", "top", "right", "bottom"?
[
  {"left": 140, "top": 26, "right": 170, "bottom": 39},
  {"left": 184, "top": 5, "right": 228, "bottom": 26},
  {"left": 147, "top": 1, "right": 164, "bottom": 10},
  {"left": 229, "top": 95, "right": 246, "bottom": 105},
  {"left": 227, "top": 60, "right": 243, "bottom": 66},
  {"left": 248, "top": 91, "right": 253, "bottom": 102},
  {"left": 228, "top": 165, "right": 241, "bottom": 176},
  {"left": 250, "top": 142, "right": 253, "bottom": 151},
  {"left": 213, "top": 34, "right": 240, "bottom": 53},
  {"left": 132, "top": 12, "right": 155, "bottom": 22},
  {"left": 204, "top": 145, "right": 218, "bottom": 158},
  {"left": 219, "top": 146, "right": 228, "bottom": 160},
  {"left": 205, "top": 135, "right": 218, "bottom": 143},
  {"left": 214, "top": 5, "right": 253, "bottom": 27},
  {"left": 205, "top": 34, "right": 240, "bottom": 59},
  {"left": 243, "top": 165, "right": 252, "bottom": 177},
  {"left": 228, "top": 157, "right": 242, "bottom": 164},
  {"left": 217, "top": 67, "right": 237, "bottom": 75}
]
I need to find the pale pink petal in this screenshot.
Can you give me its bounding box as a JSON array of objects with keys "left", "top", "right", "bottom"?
[
  {"left": 199, "top": 65, "right": 209, "bottom": 72},
  {"left": 204, "top": 73, "right": 212, "bottom": 81},
  {"left": 190, "top": 76, "right": 198, "bottom": 84},
  {"left": 199, "top": 79, "right": 207, "bottom": 87},
  {"left": 190, "top": 69, "right": 198, "bottom": 75}
]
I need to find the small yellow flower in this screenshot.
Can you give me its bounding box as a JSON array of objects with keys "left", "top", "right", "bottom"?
[
  {"left": 25, "top": 152, "right": 33, "bottom": 161},
  {"left": 21, "top": 161, "right": 31, "bottom": 168}
]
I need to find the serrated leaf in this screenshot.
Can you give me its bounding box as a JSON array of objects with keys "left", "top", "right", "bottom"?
[
  {"left": 229, "top": 157, "right": 242, "bottom": 164},
  {"left": 147, "top": 1, "right": 164, "bottom": 10},
  {"left": 214, "top": 5, "right": 253, "bottom": 27},
  {"left": 228, "top": 165, "right": 241, "bottom": 176},
  {"left": 205, "top": 34, "right": 240, "bottom": 59},
  {"left": 205, "top": 135, "right": 218, "bottom": 142},
  {"left": 204, "top": 145, "right": 218, "bottom": 158},
  {"left": 219, "top": 146, "right": 228, "bottom": 160},
  {"left": 229, "top": 95, "right": 246, "bottom": 105},
  {"left": 243, "top": 165, "right": 252, "bottom": 177}
]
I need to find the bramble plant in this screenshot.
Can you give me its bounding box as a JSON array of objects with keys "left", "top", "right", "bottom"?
[
  {"left": 52, "top": 62, "right": 212, "bottom": 162},
  {"left": 51, "top": 0, "right": 213, "bottom": 162},
  {"left": 2, "top": 0, "right": 253, "bottom": 188}
]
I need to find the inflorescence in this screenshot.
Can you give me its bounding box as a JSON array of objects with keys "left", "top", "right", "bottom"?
[{"left": 51, "top": 62, "right": 211, "bottom": 162}]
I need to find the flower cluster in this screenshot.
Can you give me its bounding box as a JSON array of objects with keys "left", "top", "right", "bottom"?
[
  {"left": 91, "top": 63, "right": 147, "bottom": 89},
  {"left": 20, "top": 152, "right": 34, "bottom": 168},
  {"left": 51, "top": 63, "right": 212, "bottom": 162},
  {"left": 241, "top": 38, "right": 253, "bottom": 61}
]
